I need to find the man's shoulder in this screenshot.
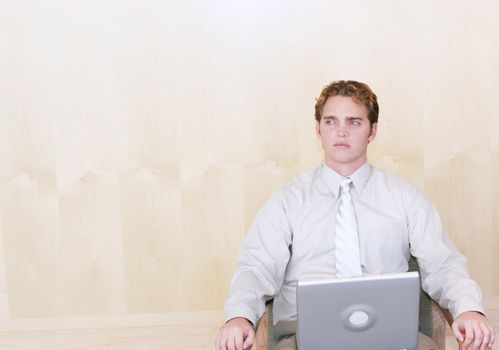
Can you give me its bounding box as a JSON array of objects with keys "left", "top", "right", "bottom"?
[
  {"left": 369, "top": 166, "right": 425, "bottom": 198},
  {"left": 254, "top": 167, "right": 322, "bottom": 219},
  {"left": 370, "top": 166, "right": 409, "bottom": 183},
  {"left": 267, "top": 166, "right": 323, "bottom": 206},
  {"left": 281, "top": 166, "right": 323, "bottom": 193}
]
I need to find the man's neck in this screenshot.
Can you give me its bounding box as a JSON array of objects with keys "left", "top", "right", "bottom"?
[{"left": 324, "top": 160, "right": 367, "bottom": 177}]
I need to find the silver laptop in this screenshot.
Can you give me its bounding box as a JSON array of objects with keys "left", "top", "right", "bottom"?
[{"left": 296, "top": 271, "right": 420, "bottom": 350}]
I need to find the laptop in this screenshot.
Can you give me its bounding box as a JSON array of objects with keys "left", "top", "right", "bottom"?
[{"left": 296, "top": 271, "right": 420, "bottom": 350}]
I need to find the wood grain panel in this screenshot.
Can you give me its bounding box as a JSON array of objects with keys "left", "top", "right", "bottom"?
[{"left": 0, "top": 0, "right": 497, "bottom": 330}]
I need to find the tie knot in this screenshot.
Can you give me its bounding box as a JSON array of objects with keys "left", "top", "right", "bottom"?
[{"left": 340, "top": 178, "right": 352, "bottom": 193}]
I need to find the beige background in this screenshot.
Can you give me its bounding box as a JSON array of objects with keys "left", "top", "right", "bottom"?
[{"left": 0, "top": 0, "right": 498, "bottom": 331}]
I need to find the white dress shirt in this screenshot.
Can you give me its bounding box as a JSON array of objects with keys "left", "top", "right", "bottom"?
[{"left": 224, "top": 163, "right": 484, "bottom": 326}]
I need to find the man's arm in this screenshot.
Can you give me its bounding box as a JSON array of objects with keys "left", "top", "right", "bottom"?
[
  {"left": 407, "top": 188, "right": 495, "bottom": 349},
  {"left": 216, "top": 189, "right": 293, "bottom": 349}
]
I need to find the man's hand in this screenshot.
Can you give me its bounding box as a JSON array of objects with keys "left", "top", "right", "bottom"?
[
  {"left": 215, "top": 317, "right": 255, "bottom": 350},
  {"left": 451, "top": 311, "right": 495, "bottom": 350}
]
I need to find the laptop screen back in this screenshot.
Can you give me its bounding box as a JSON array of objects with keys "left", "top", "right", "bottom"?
[{"left": 296, "top": 272, "right": 420, "bottom": 350}]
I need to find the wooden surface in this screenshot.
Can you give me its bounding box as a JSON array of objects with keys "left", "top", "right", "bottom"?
[
  {"left": 254, "top": 312, "right": 268, "bottom": 350},
  {"left": 0, "top": 323, "right": 219, "bottom": 350},
  {"left": 0, "top": 0, "right": 498, "bottom": 330},
  {"left": 0, "top": 308, "right": 497, "bottom": 350}
]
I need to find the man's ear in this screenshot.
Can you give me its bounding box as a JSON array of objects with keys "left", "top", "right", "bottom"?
[
  {"left": 315, "top": 120, "right": 321, "bottom": 137},
  {"left": 368, "top": 122, "right": 378, "bottom": 143}
]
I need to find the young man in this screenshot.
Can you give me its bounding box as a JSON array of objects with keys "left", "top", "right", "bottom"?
[{"left": 215, "top": 80, "right": 495, "bottom": 350}]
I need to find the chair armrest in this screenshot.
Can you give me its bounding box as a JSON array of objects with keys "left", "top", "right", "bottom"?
[
  {"left": 431, "top": 300, "right": 453, "bottom": 350},
  {"left": 254, "top": 311, "right": 269, "bottom": 350}
]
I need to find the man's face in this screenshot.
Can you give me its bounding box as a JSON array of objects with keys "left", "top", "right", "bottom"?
[{"left": 316, "top": 95, "right": 377, "bottom": 174}]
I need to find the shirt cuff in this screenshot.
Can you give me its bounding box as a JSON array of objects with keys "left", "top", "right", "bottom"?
[
  {"left": 224, "top": 303, "right": 260, "bottom": 327},
  {"left": 450, "top": 298, "right": 486, "bottom": 320}
]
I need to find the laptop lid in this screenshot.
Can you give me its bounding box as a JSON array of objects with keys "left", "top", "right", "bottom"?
[{"left": 296, "top": 271, "right": 420, "bottom": 350}]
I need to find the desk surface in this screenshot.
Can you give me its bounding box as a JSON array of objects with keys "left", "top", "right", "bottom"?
[{"left": 0, "top": 309, "right": 498, "bottom": 350}]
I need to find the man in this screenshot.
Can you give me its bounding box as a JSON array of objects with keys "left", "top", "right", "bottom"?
[{"left": 215, "top": 80, "right": 495, "bottom": 350}]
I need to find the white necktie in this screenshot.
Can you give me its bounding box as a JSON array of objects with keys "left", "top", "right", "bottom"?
[{"left": 335, "top": 178, "right": 362, "bottom": 277}]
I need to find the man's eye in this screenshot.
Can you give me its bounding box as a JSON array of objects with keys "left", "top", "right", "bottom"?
[{"left": 351, "top": 120, "right": 361, "bottom": 125}]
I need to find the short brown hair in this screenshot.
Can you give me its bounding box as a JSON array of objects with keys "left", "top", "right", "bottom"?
[{"left": 314, "top": 80, "right": 379, "bottom": 125}]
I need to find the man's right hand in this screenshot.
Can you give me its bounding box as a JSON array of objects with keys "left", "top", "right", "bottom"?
[{"left": 215, "top": 317, "right": 255, "bottom": 350}]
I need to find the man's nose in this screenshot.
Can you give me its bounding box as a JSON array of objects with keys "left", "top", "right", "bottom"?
[{"left": 336, "top": 123, "right": 348, "bottom": 136}]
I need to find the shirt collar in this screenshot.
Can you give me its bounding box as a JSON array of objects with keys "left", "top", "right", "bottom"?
[{"left": 321, "top": 162, "right": 372, "bottom": 197}]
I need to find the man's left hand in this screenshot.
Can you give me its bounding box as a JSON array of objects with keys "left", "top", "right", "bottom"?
[{"left": 451, "top": 311, "right": 495, "bottom": 350}]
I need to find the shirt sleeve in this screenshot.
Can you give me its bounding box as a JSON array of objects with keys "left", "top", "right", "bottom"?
[
  {"left": 407, "top": 187, "right": 485, "bottom": 319},
  {"left": 224, "top": 189, "right": 293, "bottom": 326}
]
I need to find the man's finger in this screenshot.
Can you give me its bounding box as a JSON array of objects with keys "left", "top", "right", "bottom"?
[
  {"left": 242, "top": 328, "right": 255, "bottom": 349},
  {"left": 462, "top": 322, "right": 475, "bottom": 349},
  {"left": 488, "top": 327, "right": 496, "bottom": 348},
  {"left": 452, "top": 322, "right": 465, "bottom": 343},
  {"left": 478, "top": 322, "right": 491, "bottom": 350},
  {"left": 234, "top": 330, "right": 244, "bottom": 350},
  {"left": 227, "top": 332, "right": 236, "bottom": 350},
  {"left": 472, "top": 324, "right": 483, "bottom": 350}
]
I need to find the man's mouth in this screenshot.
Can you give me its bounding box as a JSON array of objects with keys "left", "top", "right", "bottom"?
[{"left": 334, "top": 143, "right": 350, "bottom": 148}]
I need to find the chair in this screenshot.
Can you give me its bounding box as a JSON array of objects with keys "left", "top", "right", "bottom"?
[{"left": 253, "top": 257, "right": 453, "bottom": 350}]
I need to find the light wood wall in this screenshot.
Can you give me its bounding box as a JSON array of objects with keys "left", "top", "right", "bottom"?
[{"left": 0, "top": 0, "right": 498, "bottom": 329}]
